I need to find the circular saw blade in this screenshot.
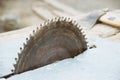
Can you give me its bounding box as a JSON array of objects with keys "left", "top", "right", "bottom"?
[{"left": 13, "top": 17, "right": 87, "bottom": 74}]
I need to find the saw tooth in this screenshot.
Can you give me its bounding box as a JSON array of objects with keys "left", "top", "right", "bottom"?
[
  {"left": 50, "top": 18, "right": 54, "bottom": 22},
  {"left": 38, "top": 24, "right": 42, "bottom": 31},
  {"left": 84, "top": 36, "right": 88, "bottom": 40},
  {"left": 18, "top": 53, "right": 21, "bottom": 58},
  {"left": 11, "top": 69, "right": 14, "bottom": 72},
  {"left": 26, "top": 37, "right": 28, "bottom": 40},
  {"left": 54, "top": 17, "right": 56, "bottom": 21},
  {"left": 66, "top": 17, "right": 69, "bottom": 21},
  {"left": 83, "top": 34, "right": 86, "bottom": 39},
  {"left": 86, "top": 42, "right": 89, "bottom": 49},
  {"left": 64, "top": 17, "right": 67, "bottom": 21},
  {"left": 75, "top": 23, "right": 82, "bottom": 32},
  {"left": 79, "top": 28, "right": 83, "bottom": 31},
  {"left": 53, "top": 18, "right": 56, "bottom": 22},
  {"left": 33, "top": 30, "right": 35, "bottom": 34},
  {"left": 40, "top": 24, "right": 42, "bottom": 27},
  {"left": 32, "top": 30, "right": 36, "bottom": 36},
  {"left": 63, "top": 17, "right": 65, "bottom": 21},
  {"left": 29, "top": 34, "right": 34, "bottom": 41},
  {"left": 23, "top": 42, "right": 26, "bottom": 47},
  {"left": 72, "top": 20, "right": 76, "bottom": 24},
  {"left": 85, "top": 38, "right": 88, "bottom": 43},
  {"left": 78, "top": 26, "right": 81, "bottom": 30},
  {"left": 50, "top": 18, "right": 53, "bottom": 22},
  {"left": 30, "top": 34, "right": 32, "bottom": 38},
  {"left": 15, "top": 58, "right": 17, "bottom": 61},
  {"left": 60, "top": 17, "right": 63, "bottom": 21},
  {"left": 36, "top": 27, "right": 39, "bottom": 30},
  {"left": 81, "top": 30, "right": 85, "bottom": 34},
  {"left": 83, "top": 34, "right": 86, "bottom": 38},
  {"left": 73, "top": 21, "right": 77, "bottom": 25},
  {"left": 46, "top": 22, "right": 49, "bottom": 25},
  {"left": 68, "top": 17, "right": 71, "bottom": 22},
  {"left": 44, "top": 21, "right": 47, "bottom": 26},
  {"left": 58, "top": 17, "right": 60, "bottom": 21},
  {"left": 40, "top": 24, "right": 43, "bottom": 28},
  {"left": 20, "top": 47, "right": 22, "bottom": 51},
  {"left": 78, "top": 25, "right": 81, "bottom": 29},
  {"left": 36, "top": 27, "right": 39, "bottom": 33},
  {"left": 47, "top": 19, "right": 50, "bottom": 22},
  {"left": 60, "top": 17, "right": 64, "bottom": 21},
  {"left": 84, "top": 35, "right": 87, "bottom": 39},
  {"left": 54, "top": 17, "right": 57, "bottom": 21},
  {"left": 86, "top": 41, "right": 88, "bottom": 45},
  {"left": 56, "top": 17, "right": 59, "bottom": 21},
  {"left": 47, "top": 19, "right": 50, "bottom": 24},
  {"left": 69, "top": 20, "right": 73, "bottom": 23},
  {"left": 71, "top": 20, "right": 74, "bottom": 24},
  {"left": 44, "top": 22, "right": 46, "bottom": 25},
  {"left": 26, "top": 37, "right": 29, "bottom": 41},
  {"left": 13, "top": 64, "right": 16, "bottom": 68}
]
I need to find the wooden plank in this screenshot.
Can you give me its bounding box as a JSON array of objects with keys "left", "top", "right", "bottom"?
[
  {"left": 107, "top": 32, "right": 120, "bottom": 42},
  {"left": 86, "top": 23, "right": 119, "bottom": 38},
  {"left": 99, "top": 10, "right": 120, "bottom": 28},
  {"left": 0, "top": 25, "right": 39, "bottom": 43},
  {"left": 32, "top": 0, "right": 81, "bottom": 19},
  {"left": 32, "top": 6, "right": 56, "bottom": 20},
  {"left": 44, "top": 0, "right": 81, "bottom": 15}
]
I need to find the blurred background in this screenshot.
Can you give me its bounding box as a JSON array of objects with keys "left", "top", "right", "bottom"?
[
  {"left": 0, "top": 0, "right": 120, "bottom": 33},
  {"left": 59, "top": 0, "right": 120, "bottom": 12}
]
